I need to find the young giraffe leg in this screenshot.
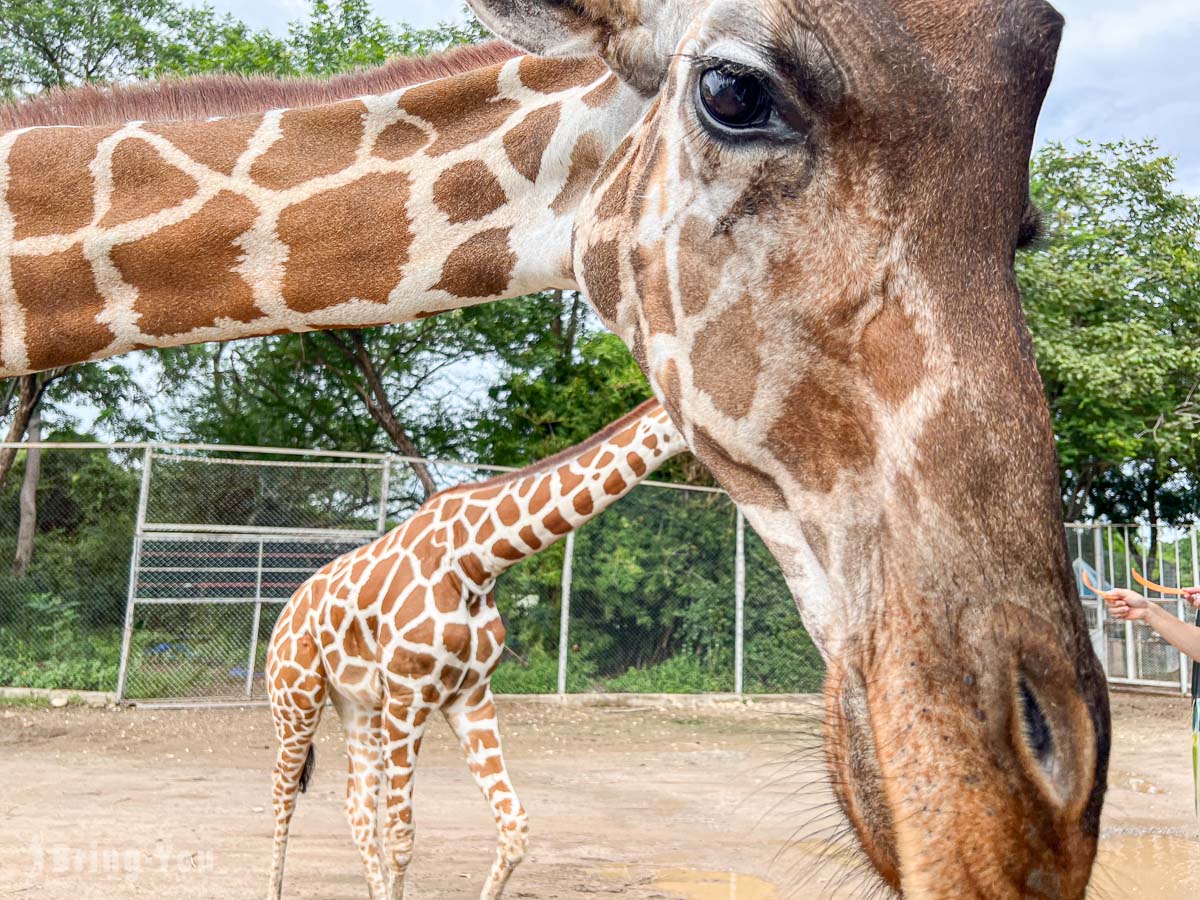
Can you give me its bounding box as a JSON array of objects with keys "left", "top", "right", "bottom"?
[
  {"left": 380, "top": 684, "right": 431, "bottom": 900},
  {"left": 331, "top": 692, "right": 389, "bottom": 899},
  {"left": 265, "top": 659, "right": 327, "bottom": 900},
  {"left": 444, "top": 688, "right": 529, "bottom": 900}
]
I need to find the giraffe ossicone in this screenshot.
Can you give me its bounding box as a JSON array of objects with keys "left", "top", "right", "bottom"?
[
  {"left": 2, "top": 0, "right": 1109, "bottom": 894},
  {"left": 266, "top": 399, "right": 684, "bottom": 900}
]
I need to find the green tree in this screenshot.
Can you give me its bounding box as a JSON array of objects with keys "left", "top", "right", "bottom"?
[{"left": 1019, "top": 140, "right": 1200, "bottom": 527}]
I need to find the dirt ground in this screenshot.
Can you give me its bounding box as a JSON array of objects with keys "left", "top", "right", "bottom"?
[{"left": 0, "top": 692, "right": 1198, "bottom": 899}]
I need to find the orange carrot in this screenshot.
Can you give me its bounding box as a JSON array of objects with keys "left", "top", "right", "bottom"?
[{"left": 1131, "top": 566, "right": 1188, "bottom": 597}]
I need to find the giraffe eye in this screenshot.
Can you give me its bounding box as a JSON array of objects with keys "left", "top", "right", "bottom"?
[{"left": 698, "top": 67, "right": 773, "bottom": 130}]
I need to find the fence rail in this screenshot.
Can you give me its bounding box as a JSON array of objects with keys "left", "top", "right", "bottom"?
[{"left": 0, "top": 441, "right": 1193, "bottom": 704}]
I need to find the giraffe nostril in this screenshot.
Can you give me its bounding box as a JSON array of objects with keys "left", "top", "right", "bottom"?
[{"left": 1018, "top": 677, "right": 1054, "bottom": 766}]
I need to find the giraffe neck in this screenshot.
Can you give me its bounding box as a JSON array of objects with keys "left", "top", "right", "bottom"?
[
  {"left": 449, "top": 399, "right": 685, "bottom": 585},
  {"left": 0, "top": 53, "right": 646, "bottom": 376}
]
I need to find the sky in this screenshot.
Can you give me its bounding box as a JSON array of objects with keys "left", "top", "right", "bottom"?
[{"left": 198, "top": 0, "right": 1200, "bottom": 192}]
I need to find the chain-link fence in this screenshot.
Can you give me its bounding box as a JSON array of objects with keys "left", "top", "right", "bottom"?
[
  {"left": 1066, "top": 523, "right": 1200, "bottom": 691},
  {"left": 0, "top": 441, "right": 1193, "bottom": 704},
  {"left": 0, "top": 441, "right": 826, "bottom": 704}
]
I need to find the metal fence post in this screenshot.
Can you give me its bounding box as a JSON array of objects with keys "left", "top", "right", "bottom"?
[
  {"left": 557, "top": 532, "right": 575, "bottom": 697},
  {"left": 735, "top": 509, "right": 745, "bottom": 697},
  {"left": 377, "top": 459, "right": 392, "bottom": 537},
  {"left": 245, "top": 538, "right": 265, "bottom": 697},
  {"left": 116, "top": 447, "right": 154, "bottom": 702}
]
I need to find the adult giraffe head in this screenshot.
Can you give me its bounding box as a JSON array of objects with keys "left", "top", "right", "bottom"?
[
  {"left": 471, "top": 0, "right": 1108, "bottom": 895},
  {"left": 0, "top": 0, "right": 1107, "bottom": 890}
]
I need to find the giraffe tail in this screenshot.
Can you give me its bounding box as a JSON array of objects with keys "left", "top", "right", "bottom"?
[{"left": 298, "top": 745, "right": 316, "bottom": 794}]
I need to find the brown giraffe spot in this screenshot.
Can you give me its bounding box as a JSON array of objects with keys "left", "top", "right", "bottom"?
[
  {"left": 101, "top": 137, "right": 198, "bottom": 228},
  {"left": 472, "top": 756, "right": 505, "bottom": 779},
  {"left": 504, "top": 103, "right": 560, "bottom": 182},
  {"left": 595, "top": 154, "right": 633, "bottom": 220},
  {"left": 518, "top": 56, "right": 607, "bottom": 93},
  {"left": 432, "top": 576, "right": 463, "bottom": 614},
  {"left": 110, "top": 190, "right": 259, "bottom": 336},
  {"left": 627, "top": 453, "right": 647, "bottom": 476},
  {"left": 858, "top": 298, "right": 928, "bottom": 404},
  {"left": 528, "top": 478, "right": 552, "bottom": 514},
  {"left": 467, "top": 684, "right": 489, "bottom": 707},
  {"left": 677, "top": 216, "right": 735, "bottom": 316},
  {"left": 406, "top": 510, "right": 436, "bottom": 536},
  {"left": 373, "top": 119, "right": 429, "bottom": 161},
  {"left": 403, "top": 618, "right": 435, "bottom": 645},
  {"left": 439, "top": 497, "right": 463, "bottom": 519},
  {"left": 613, "top": 425, "right": 639, "bottom": 447},
  {"left": 421, "top": 684, "right": 441, "bottom": 704},
  {"left": 577, "top": 448, "right": 599, "bottom": 468},
  {"left": 465, "top": 505, "right": 486, "bottom": 525},
  {"left": 398, "top": 65, "right": 519, "bottom": 157},
  {"left": 329, "top": 605, "right": 345, "bottom": 631},
  {"left": 543, "top": 509, "right": 571, "bottom": 536},
  {"left": 550, "top": 132, "right": 605, "bottom": 216},
  {"left": 583, "top": 74, "right": 622, "bottom": 108},
  {"left": 474, "top": 485, "right": 503, "bottom": 501},
  {"left": 691, "top": 294, "right": 762, "bottom": 418},
  {"left": 496, "top": 495, "right": 521, "bottom": 527},
  {"left": 388, "top": 647, "right": 435, "bottom": 678},
  {"left": 433, "top": 227, "right": 515, "bottom": 299},
  {"left": 362, "top": 556, "right": 400, "bottom": 605},
  {"left": 412, "top": 709, "right": 429, "bottom": 728},
  {"left": 146, "top": 116, "right": 260, "bottom": 176},
  {"left": 573, "top": 490, "right": 594, "bottom": 516},
  {"left": 11, "top": 246, "right": 113, "bottom": 372},
  {"left": 469, "top": 729, "right": 500, "bottom": 752},
  {"left": 635, "top": 240, "right": 674, "bottom": 336},
  {"left": 278, "top": 171, "right": 414, "bottom": 314},
  {"left": 433, "top": 160, "right": 507, "bottom": 224},
  {"left": 344, "top": 616, "right": 369, "bottom": 658},
  {"left": 341, "top": 664, "right": 369, "bottom": 684},
  {"left": 439, "top": 665, "right": 464, "bottom": 690},
  {"left": 350, "top": 556, "right": 370, "bottom": 583},
  {"left": 477, "top": 517, "right": 496, "bottom": 543},
  {"left": 689, "top": 426, "right": 787, "bottom": 510},
  {"left": 443, "top": 623, "right": 471, "bottom": 661},
  {"left": 558, "top": 466, "right": 583, "bottom": 494},
  {"left": 492, "top": 540, "right": 523, "bottom": 562},
  {"left": 581, "top": 240, "right": 623, "bottom": 322},
  {"left": 452, "top": 519, "right": 468, "bottom": 545},
  {"left": 460, "top": 553, "right": 488, "bottom": 586},
  {"left": 603, "top": 470, "right": 627, "bottom": 495},
  {"left": 250, "top": 100, "right": 366, "bottom": 191},
  {"left": 766, "top": 378, "right": 877, "bottom": 492},
  {"left": 477, "top": 617, "right": 506, "bottom": 663},
  {"left": 7, "top": 126, "right": 110, "bottom": 240},
  {"left": 596, "top": 451, "right": 615, "bottom": 467},
  {"left": 518, "top": 525, "right": 542, "bottom": 551}
]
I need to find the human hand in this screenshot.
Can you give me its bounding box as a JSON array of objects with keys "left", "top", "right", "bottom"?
[
  {"left": 1105, "top": 589, "right": 1152, "bottom": 622},
  {"left": 1183, "top": 587, "right": 1200, "bottom": 611}
]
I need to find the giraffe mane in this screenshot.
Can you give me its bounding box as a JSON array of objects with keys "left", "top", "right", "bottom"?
[
  {"left": 436, "top": 397, "right": 665, "bottom": 502},
  {"left": 0, "top": 40, "right": 524, "bottom": 131}
]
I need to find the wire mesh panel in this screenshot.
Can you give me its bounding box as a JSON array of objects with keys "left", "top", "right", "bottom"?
[
  {"left": 565, "top": 486, "right": 738, "bottom": 693},
  {"left": 1066, "top": 523, "right": 1199, "bottom": 691},
  {"left": 121, "top": 533, "right": 371, "bottom": 702},
  {"left": 144, "top": 453, "right": 387, "bottom": 534},
  {"left": 742, "top": 528, "right": 826, "bottom": 694}
]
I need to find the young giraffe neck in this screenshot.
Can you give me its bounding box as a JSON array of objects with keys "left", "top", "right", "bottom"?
[
  {"left": 0, "top": 51, "right": 645, "bottom": 376},
  {"left": 442, "top": 398, "right": 684, "bottom": 588}
]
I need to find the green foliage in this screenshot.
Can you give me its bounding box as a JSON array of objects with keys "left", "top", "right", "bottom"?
[
  {"left": 1019, "top": 141, "right": 1200, "bottom": 525},
  {"left": 1, "top": 0, "right": 486, "bottom": 97}
]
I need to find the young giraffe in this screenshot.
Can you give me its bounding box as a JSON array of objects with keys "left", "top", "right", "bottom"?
[
  {"left": 266, "top": 399, "right": 684, "bottom": 900},
  {"left": 3, "top": 2, "right": 1112, "bottom": 894}
]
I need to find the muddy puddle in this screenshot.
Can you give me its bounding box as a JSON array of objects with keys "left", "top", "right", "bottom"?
[
  {"left": 1095, "top": 834, "right": 1200, "bottom": 898},
  {"left": 652, "top": 869, "right": 780, "bottom": 899}
]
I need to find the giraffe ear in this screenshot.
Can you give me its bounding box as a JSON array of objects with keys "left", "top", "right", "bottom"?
[{"left": 466, "top": 0, "right": 674, "bottom": 93}]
